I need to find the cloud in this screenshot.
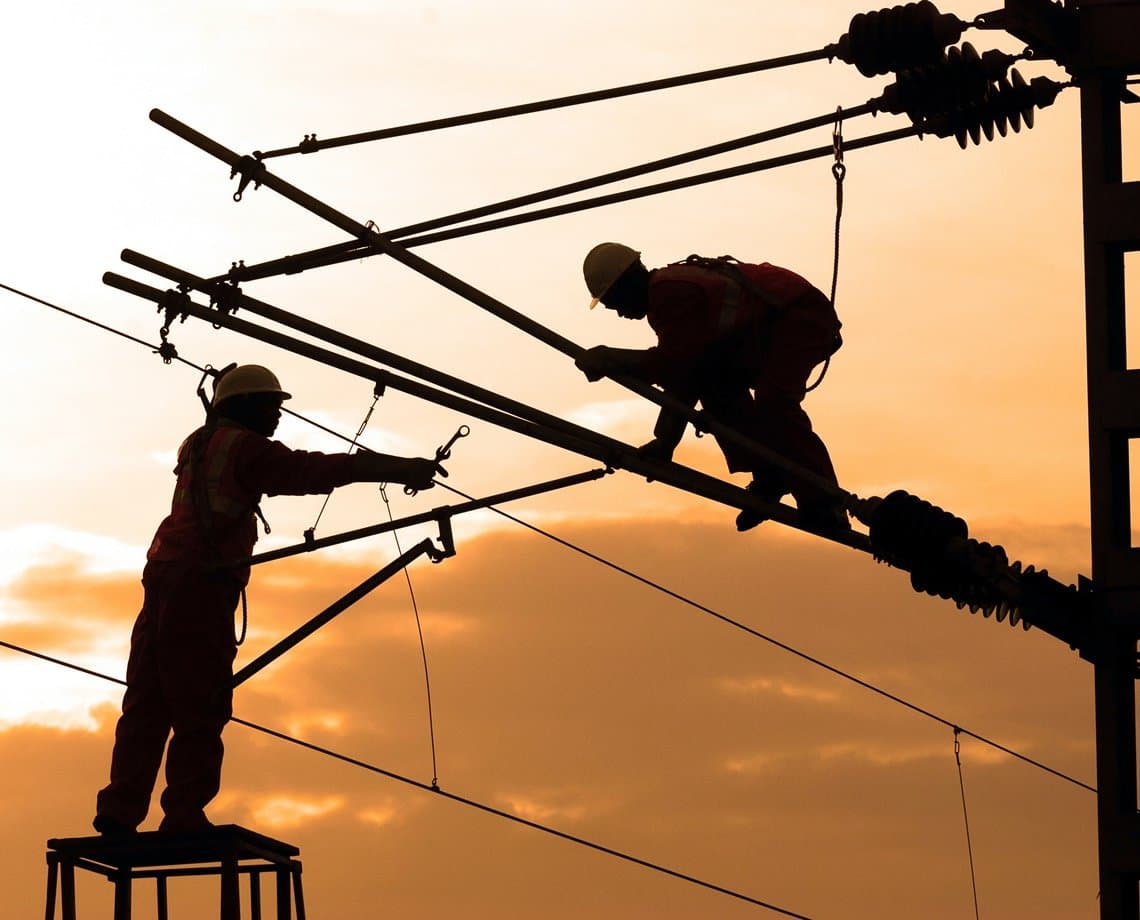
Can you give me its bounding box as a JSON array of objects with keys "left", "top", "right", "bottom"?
[
  {"left": 246, "top": 792, "right": 346, "bottom": 830},
  {"left": 0, "top": 515, "right": 1099, "bottom": 918}
]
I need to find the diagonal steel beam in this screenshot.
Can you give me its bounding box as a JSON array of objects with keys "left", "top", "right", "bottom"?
[
  {"left": 103, "top": 270, "right": 874, "bottom": 553},
  {"left": 148, "top": 109, "right": 850, "bottom": 503}
]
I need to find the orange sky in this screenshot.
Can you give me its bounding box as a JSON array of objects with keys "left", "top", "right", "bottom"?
[{"left": 0, "top": 1, "right": 1128, "bottom": 917}]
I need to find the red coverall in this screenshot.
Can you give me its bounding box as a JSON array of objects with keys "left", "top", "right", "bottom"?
[
  {"left": 643, "top": 259, "right": 842, "bottom": 508},
  {"left": 95, "top": 419, "right": 356, "bottom": 831}
]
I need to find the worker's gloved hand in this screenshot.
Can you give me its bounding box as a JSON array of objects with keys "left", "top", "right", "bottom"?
[
  {"left": 399, "top": 457, "right": 447, "bottom": 491},
  {"left": 636, "top": 437, "right": 677, "bottom": 463},
  {"left": 575, "top": 346, "right": 613, "bottom": 382},
  {"left": 353, "top": 452, "right": 447, "bottom": 488}
]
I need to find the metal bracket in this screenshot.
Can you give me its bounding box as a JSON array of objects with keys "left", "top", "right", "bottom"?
[
  {"left": 974, "top": 0, "right": 1077, "bottom": 66},
  {"left": 229, "top": 536, "right": 444, "bottom": 692},
  {"left": 230, "top": 155, "right": 267, "bottom": 202},
  {"left": 430, "top": 515, "right": 457, "bottom": 562}
]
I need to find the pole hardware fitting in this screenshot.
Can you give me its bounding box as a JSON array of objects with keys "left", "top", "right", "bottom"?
[
  {"left": 873, "top": 42, "right": 1020, "bottom": 124},
  {"left": 230, "top": 155, "right": 267, "bottom": 202},
  {"left": 969, "top": 0, "right": 1077, "bottom": 67},
  {"left": 154, "top": 340, "right": 179, "bottom": 364},
  {"left": 298, "top": 133, "right": 320, "bottom": 154},
  {"left": 209, "top": 281, "right": 243, "bottom": 318},
  {"left": 155, "top": 288, "right": 192, "bottom": 363},
  {"left": 428, "top": 515, "right": 457, "bottom": 563},
  {"left": 827, "top": 1, "right": 970, "bottom": 78},
  {"left": 920, "top": 70, "right": 1067, "bottom": 148},
  {"left": 864, "top": 490, "right": 1026, "bottom": 623},
  {"left": 863, "top": 490, "right": 1092, "bottom": 647}
]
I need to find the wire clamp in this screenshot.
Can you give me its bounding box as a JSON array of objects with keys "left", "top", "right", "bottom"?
[
  {"left": 155, "top": 288, "right": 192, "bottom": 363},
  {"left": 210, "top": 281, "right": 243, "bottom": 318},
  {"left": 230, "top": 155, "right": 266, "bottom": 202},
  {"left": 154, "top": 340, "right": 179, "bottom": 364}
]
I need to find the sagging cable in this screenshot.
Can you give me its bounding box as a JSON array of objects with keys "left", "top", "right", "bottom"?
[
  {"left": 955, "top": 728, "right": 982, "bottom": 920},
  {"left": 380, "top": 482, "right": 441, "bottom": 788}
]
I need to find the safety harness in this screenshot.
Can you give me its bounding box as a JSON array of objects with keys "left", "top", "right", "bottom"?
[
  {"left": 675, "top": 253, "right": 842, "bottom": 392},
  {"left": 178, "top": 365, "right": 271, "bottom": 645}
]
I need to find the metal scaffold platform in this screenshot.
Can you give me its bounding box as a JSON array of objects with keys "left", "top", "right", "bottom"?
[{"left": 45, "top": 825, "right": 305, "bottom": 920}]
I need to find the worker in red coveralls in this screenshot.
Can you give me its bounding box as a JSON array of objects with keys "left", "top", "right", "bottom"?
[
  {"left": 94, "top": 365, "right": 445, "bottom": 836},
  {"left": 576, "top": 243, "right": 848, "bottom": 533}
]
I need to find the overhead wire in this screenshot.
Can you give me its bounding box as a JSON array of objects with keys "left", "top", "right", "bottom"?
[
  {"left": 224, "top": 102, "right": 883, "bottom": 284},
  {"left": 393, "top": 127, "right": 918, "bottom": 250},
  {"left": 426, "top": 480, "right": 1097, "bottom": 796},
  {"left": 0, "top": 637, "right": 814, "bottom": 919},
  {"left": 0, "top": 280, "right": 1096, "bottom": 795},
  {"left": 252, "top": 48, "right": 835, "bottom": 160}
]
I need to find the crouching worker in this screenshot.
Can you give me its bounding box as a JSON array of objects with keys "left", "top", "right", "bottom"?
[
  {"left": 94, "top": 364, "right": 444, "bottom": 835},
  {"left": 576, "top": 243, "right": 848, "bottom": 533}
]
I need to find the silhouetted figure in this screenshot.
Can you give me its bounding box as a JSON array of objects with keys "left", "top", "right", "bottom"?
[
  {"left": 577, "top": 243, "right": 847, "bottom": 532},
  {"left": 94, "top": 365, "right": 445, "bottom": 836}
]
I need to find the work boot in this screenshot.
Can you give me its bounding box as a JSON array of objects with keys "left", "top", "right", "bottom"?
[
  {"left": 735, "top": 477, "right": 789, "bottom": 532},
  {"left": 158, "top": 813, "right": 214, "bottom": 834},
  {"left": 92, "top": 814, "right": 135, "bottom": 838},
  {"left": 797, "top": 500, "right": 851, "bottom": 535}
]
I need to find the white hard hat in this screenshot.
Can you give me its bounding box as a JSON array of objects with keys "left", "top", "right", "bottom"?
[
  {"left": 212, "top": 364, "right": 292, "bottom": 406},
  {"left": 583, "top": 242, "right": 640, "bottom": 309}
]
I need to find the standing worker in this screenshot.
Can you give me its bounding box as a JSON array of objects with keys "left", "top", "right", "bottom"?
[
  {"left": 576, "top": 243, "right": 847, "bottom": 533},
  {"left": 94, "top": 365, "right": 445, "bottom": 835}
]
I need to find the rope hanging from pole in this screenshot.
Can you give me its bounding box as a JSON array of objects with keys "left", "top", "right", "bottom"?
[
  {"left": 806, "top": 106, "right": 847, "bottom": 395},
  {"left": 379, "top": 483, "right": 441, "bottom": 790}
]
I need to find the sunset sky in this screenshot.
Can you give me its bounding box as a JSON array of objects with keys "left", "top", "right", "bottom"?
[{"left": 1, "top": 1, "right": 1132, "bottom": 917}]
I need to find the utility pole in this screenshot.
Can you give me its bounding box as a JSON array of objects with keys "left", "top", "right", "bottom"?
[{"left": 1070, "top": 0, "right": 1140, "bottom": 915}]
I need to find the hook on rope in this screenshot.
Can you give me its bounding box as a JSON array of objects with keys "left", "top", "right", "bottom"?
[
  {"left": 831, "top": 105, "right": 846, "bottom": 183},
  {"left": 230, "top": 155, "right": 267, "bottom": 202}
]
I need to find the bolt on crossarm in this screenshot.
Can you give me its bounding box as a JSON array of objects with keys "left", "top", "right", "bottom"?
[
  {"left": 103, "top": 270, "right": 874, "bottom": 552},
  {"left": 148, "top": 108, "right": 857, "bottom": 508}
]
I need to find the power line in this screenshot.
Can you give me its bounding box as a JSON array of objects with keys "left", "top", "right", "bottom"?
[
  {"left": 0, "top": 638, "right": 814, "bottom": 919},
  {"left": 224, "top": 102, "right": 883, "bottom": 284},
  {"left": 0, "top": 282, "right": 205, "bottom": 375},
  {"left": 429, "top": 480, "right": 1098, "bottom": 796},
  {"left": 252, "top": 48, "right": 833, "bottom": 160},
  {"left": 1, "top": 280, "right": 1096, "bottom": 794}
]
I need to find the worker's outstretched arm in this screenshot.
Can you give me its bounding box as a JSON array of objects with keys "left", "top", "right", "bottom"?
[
  {"left": 575, "top": 345, "right": 653, "bottom": 382},
  {"left": 352, "top": 452, "right": 446, "bottom": 490}
]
